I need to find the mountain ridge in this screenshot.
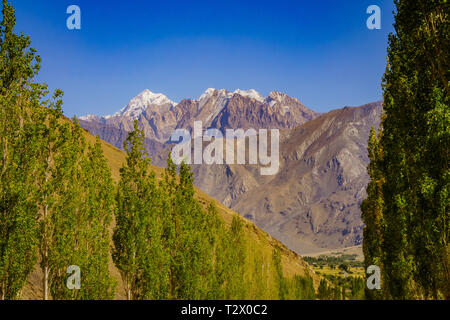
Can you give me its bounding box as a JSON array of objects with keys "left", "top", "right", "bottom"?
[{"left": 79, "top": 88, "right": 318, "bottom": 155}]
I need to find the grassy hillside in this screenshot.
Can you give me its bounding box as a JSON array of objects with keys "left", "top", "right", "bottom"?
[{"left": 21, "top": 126, "right": 319, "bottom": 299}]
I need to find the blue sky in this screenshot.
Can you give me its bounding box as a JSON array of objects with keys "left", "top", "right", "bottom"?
[{"left": 11, "top": 0, "right": 395, "bottom": 116}]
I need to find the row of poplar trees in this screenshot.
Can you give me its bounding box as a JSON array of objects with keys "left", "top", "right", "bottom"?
[
  {"left": 112, "top": 122, "right": 317, "bottom": 300},
  {"left": 0, "top": 0, "right": 115, "bottom": 299},
  {"left": 112, "top": 120, "right": 249, "bottom": 299},
  {"left": 0, "top": 0, "right": 315, "bottom": 300},
  {"left": 361, "top": 0, "right": 449, "bottom": 300}
]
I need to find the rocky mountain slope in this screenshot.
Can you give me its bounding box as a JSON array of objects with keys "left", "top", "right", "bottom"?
[
  {"left": 79, "top": 88, "right": 318, "bottom": 158},
  {"left": 228, "top": 102, "right": 383, "bottom": 254}
]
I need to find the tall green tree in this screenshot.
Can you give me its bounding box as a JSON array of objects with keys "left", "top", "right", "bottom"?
[
  {"left": 272, "top": 247, "right": 288, "bottom": 300},
  {"left": 77, "top": 136, "right": 116, "bottom": 299},
  {"left": 1, "top": 0, "right": 117, "bottom": 300},
  {"left": 361, "top": 128, "right": 385, "bottom": 299},
  {"left": 36, "top": 90, "right": 67, "bottom": 300},
  {"left": 0, "top": 0, "right": 49, "bottom": 299},
  {"left": 113, "top": 120, "right": 168, "bottom": 300},
  {"left": 163, "top": 159, "right": 215, "bottom": 299},
  {"left": 210, "top": 212, "right": 247, "bottom": 299},
  {"left": 363, "top": 0, "right": 449, "bottom": 299},
  {"left": 288, "top": 274, "right": 316, "bottom": 300},
  {"left": 349, "top": 277, "right": 365, "bottom": 300},
  {"left": 48, "top": 130, "right": 116, "bottom": 300}
]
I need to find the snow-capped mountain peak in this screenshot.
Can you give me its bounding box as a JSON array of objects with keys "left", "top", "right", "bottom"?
[
  {"left": 112, "top": 89, "right": 176, "bottom": 119},
  {"left": 78, "top": 114, "right": 99, "bottom": 121},
  {"left": 199, "top": 88, "right": 264, "bottom": 102},
  {"left": 233, "top": 89, "right": 264, "bottom": 102},
  {"left": 198, "top": 88, "right": 217, "bottom": 101}
]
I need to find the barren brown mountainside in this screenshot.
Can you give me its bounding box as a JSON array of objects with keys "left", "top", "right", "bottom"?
[{"left": 227, "top": 102, "right": 383, "bottom": 254}]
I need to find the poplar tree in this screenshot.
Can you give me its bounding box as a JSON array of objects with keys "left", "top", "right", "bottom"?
[
  {"left": 46, "top": 118, "right": 85, "bottom": 300},
  {"left": 317, "top": 279, "right": 332, "bottom": 300},
  {"left": 48, "top": 127, "right": 116, "bottom": 300},
  {"left": 226, "top": 215, "right": 246, "bottom": 298},
  {"left": 79, "top": 137, "right": 117, "bottom": 299},
  {"left": 272, "top": 248, "right": 288, "bottom": 300},
  {"left": 36, "top": 91, "right": 65, "bottom": 300},
  {"left": 1, "top": 0, "right": 117, "bottom": 299},
  {"left": 205, "top": 202, "right": 226, "bottom": 299},
  {"left": 113, "top": 121, "right": 168, "bottom": 300},
  {"left": 363, "top": 0, "right": 449, "bottom": 299},
  {"left": 361, "top": 128, "right": 385, "bottom": 299},
  {"left": 289, "top": 275, "right": 316, "bottom": 300},
  {"left": 210, "top": 212, "right": 246, "bottom": 299},
  {"left": 0, "top": 0, "right": 47, "bottom": 299},
  {"left": 171, "top": 161, "right": 214, "bottom": 299}
]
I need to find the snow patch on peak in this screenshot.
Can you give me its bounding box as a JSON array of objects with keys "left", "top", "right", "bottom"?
[
  {"left": 233, "top": 89, "right": 264, "bottom": 102},
  {"left": 198, "top": 88, "right": 234, "bottom": 100},
  {"left": 268, "top": 91, "right": 285, "bottom": 100},
  {"left": 265, "top": 91, "right": 293, "bottom": 105},
  {"left": 137, "top": 89, "right": 175, "bottom": 106},
  {"left": 79, "top": 114, "right": 99, "bottom": 121},
  {"left": 199, "top": 88, "right": 265, "bottom": 102},
  {"left": 199, "top": 88, "right": 217, "bottom": 101},
  {"left": 266, "top": 91, "right": 301, "bottom": 104},
  {"left": 112, "top": 89, "right": 176, "bottom": 119}
]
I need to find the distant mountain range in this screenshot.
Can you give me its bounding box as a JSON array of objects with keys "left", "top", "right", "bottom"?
[
  {"left": 80, "top": 89, "right": 318, "bottom": 157},
  {"left": 80, "top": 89, "right": 382, "bottom": 254}
]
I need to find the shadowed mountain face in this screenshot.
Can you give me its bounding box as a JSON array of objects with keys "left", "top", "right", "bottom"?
[{"left": 80, "top": 90, "right": 382, "bottom": 255}]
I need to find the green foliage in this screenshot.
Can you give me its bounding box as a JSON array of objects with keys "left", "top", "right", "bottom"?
[
  {"left": 348, "top": 277, "right": 365, "bottom": 300},
  {"left": 317, "top": 279, "right": 333, "bottom": 300},
  {"left": 1, "top": 0, "right": 116, "bottom": 299},
  {"left": 77, "top": 137, "right": 116, "bottom": 299},
  {"left": 113, "top": 120, "right": 168, "bottom": 300},
  {"left": 210, "top": 212, "right": 247, "bottom": 299},
  {"left": 245, "top": 248, "right": 271, "bottom": 299},
  {"left": 272, "top": 248, "right": 288, "bottom": 299},
  {"left": 361, "top": 128, "right": 385, "bottom": 299},
  {"left": 270, "top": 247, "right": 316, "bottom": 300},
  {"left": 303, "top": 254, "right": 364, "bottom": 269},
  {"left": 0, "top": 0, "right": 49, "bottom": 299},
  {"left": 288, "top": 274, "right": 316, "bottom": 300},
  {"left": 113, "top": 127, "right": 319, "bottom": 300},
  {"left": 48, "top": 131, "right": 117, "bottom": 300},
  {"left": 363, "top": 0, "right": 449, "bottom": 299}
]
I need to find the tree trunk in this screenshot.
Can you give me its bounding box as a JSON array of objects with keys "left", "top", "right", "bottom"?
[
  {"left": 42, "top": 153, "right": 51, "bottom": 301},
  {"left": 43, "top": 264, "right": 48, "bottom": 300},
  {"left": 43, "top": 203, "right": 49, "bottom": 301}
]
